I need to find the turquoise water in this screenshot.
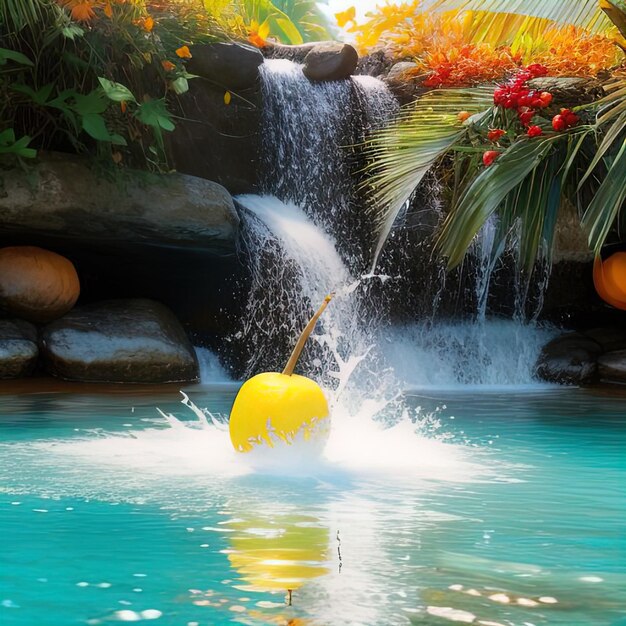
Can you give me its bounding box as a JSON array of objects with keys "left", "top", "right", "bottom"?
[{"left": 1, "top": 383, "right": 625, "bottom": 625}]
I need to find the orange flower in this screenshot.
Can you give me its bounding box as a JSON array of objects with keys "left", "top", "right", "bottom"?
[
  {"left": 176, "top": 45, "right": 192, "bottom": 59},
  {"left": 133, "top": 16, "right": 154, "bottom": 31},
  {"left": 248, "top": 33, "right": 266, "bottom": 48},
  {"left": 161, "top": 60, "right": 176, "bottom": 72},
  {"left": 247, "top": 19, "right": 270, "bottom": 48},
  {"left": 65, "top": 0, "right": 96, "bottom": 21}
]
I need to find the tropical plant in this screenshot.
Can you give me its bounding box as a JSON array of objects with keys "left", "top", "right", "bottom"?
[
  {"left": 0, "top": 0, "right": 332, "bottom": 170},
  {"left": 176, "top": 0, "right": 332, "bottom": 47},
  {"left": 365, "top": 68, "right": 626, "bottom": 272},
  {"left": 362, "top": 2, "right": 626, "bottom": 272},
  {"left": 346, "top": 1, "right": 622, "bottom": 87}
]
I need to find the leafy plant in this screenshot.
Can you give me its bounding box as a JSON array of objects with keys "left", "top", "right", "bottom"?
[
  {"left": 346, "top": 1, "right": 623, "bottom": 87},
  {"left": 365, "top": 67, "right": 626, "bottom": 272}
]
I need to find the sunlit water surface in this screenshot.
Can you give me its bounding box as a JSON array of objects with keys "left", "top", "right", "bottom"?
[{"left": 1, "top": 383, "right": 625, "bottom": 626}]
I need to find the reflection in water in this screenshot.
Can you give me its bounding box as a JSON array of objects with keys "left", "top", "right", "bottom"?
[{"left": 223, "top": 513, "right": 330, "bottom": 599}]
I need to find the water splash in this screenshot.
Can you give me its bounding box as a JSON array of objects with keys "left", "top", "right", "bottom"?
[{"left": 18, "top": 392, "right": 485, "bottom": 487}]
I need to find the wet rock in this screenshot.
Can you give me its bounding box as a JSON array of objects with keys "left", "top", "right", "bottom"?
[
  {"left": 186, "top": 43, "right": 264, "bottom": 91},
  {"left": 0, "top": 153, "right": 239, "bottom": 253},
  {"left": 536, "top": 332, "right": 602, "bottom": 385},
  {"left": 384, "top": 61, "right": 422, "bottom": 104},
  {"left": 167, "top": 76, "right": 261, "bottom": 194},
  {"left": 0, "top": 246, "right": 80, "bottom": 323},
  {"left": 41, "top": 299, "right": 199, "bottom": 383},
  {"left": 355, "top": 50, "right": 395, "bottom": 78},
  {"left": 598, "top": 350, "right": 626, "bottom": 383},
  {"left": 584, "top": 327, "right": 626, "bottom": 353},
  {"left": 303, "top": 42, "right": 359, "bottom": 82},
  {"left": 0, "top": 319, "right": 38, "bottom": 379},
  {"left": 261, "top": 41, "right": 320, "bottom": 63}
]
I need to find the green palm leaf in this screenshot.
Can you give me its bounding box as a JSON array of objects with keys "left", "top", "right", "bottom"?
[
  {"left": 0, "top": 0, "right": 47, "bottom": 30},
  {"left": 363, "top": 87, "right": 494, "bottom": 270},
  {"left": 437, "top": 137, "right": 558, "bottom": 269},
  {"left": 582, "top": 138, "right": 626, "bottom": 254}
]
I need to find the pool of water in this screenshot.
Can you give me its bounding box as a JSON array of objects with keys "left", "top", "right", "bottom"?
[{"left": 1, "top": 382, "right": 625, "bottom": 626}]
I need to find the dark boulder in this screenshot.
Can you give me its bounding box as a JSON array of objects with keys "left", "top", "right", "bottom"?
[
  {"left": 261, "top": 41, "right": 320, "bottom": 63},
  {"left": 355, "top": 50, "right": 395, "bottom": 78},
  {"left": 0, "top": 319, "right": 38, "bottom": 379},
  {"left": 598, "top": 350, "right": 626, "bottom": 383},
  {"left": 186, "top": 43, "right": 264, "bottom": 91},
  {"left": 0, "top": 153, "right": 239, "bottom": 254},
  {"left": 584, "top": 327, "right": 626, "bottom": 353},
  {"left": 167, "top": 72, "right": 262, "bottom": 194},
  {"left": 303, "top": 42, "right": 359, "bottom": 82},
  {"left": 41, "top": 299, "right": 199, "bottom": 383},
  {"left": 384, "top": 62, "right": 423, "bottom": 104},
  {"left": 536, "top": 332, "right": 602, "bottom": 385}
]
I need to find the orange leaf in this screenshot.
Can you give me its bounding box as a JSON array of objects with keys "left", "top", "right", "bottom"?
[
  {"left": 176, "top": 45, "right": 192, "bottom": 59},
  {"left": 161, "top": 60, "right": 176, "bottom": 72},
  {"left": 143, "top": 16, "right": 154, "bottom": 32},
  {"left": 70, "top": 1, "right": 96, "bottom": 22},
  {"left": 120, "top": 101, "right": 127, "bottom": 113},
  {"left": 103, "top": 2, "right": 112, "bottom": 18}
]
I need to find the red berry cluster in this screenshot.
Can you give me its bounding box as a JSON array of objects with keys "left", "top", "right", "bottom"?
[
  {"left": 481, "top": 64, "right": 583, "bottom": 166},
  {"left": 493, "top": 64, "right": 552, "bottom": 128},
  {"left": 552, "top": 108, "right": 580, "bottom": 131}
]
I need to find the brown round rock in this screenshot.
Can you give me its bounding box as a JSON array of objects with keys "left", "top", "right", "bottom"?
[{"left": 0, "top": 246, "right": 80, "bottom": 323}]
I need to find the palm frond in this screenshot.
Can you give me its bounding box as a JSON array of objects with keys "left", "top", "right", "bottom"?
[
  {"left": 582, "top": 138, "right": 626, "bottom": 254},
  {"left": 437, "top": 136, "right": 561, "bottom": 269},
  {"left": 0, "top": 0, "right": 47, "bottom": 30},
  {"left": 363, "top": 87, "right": 494, "bottom": 270},
  {"left": 427, "top": 0, "right": 612, "bottom": 33},
  {"left": 600, "top": 0, "right": 626, "bottom": 39}
]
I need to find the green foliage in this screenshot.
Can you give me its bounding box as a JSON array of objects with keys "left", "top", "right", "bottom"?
[
  {"left": 0, "top": 128, "right": 36, "bottom": 158},
  {"left": 365, "top": 76, "right": 626, "bottom": 272},
  {"left": 0, "top": 1, "right": 190, "bottom": 170},
  {"left": 363, "top": 87, "right": 494, "bottom": 269},
  {"left": 204, "top": 0, "right": 333, "bottom": 44}
]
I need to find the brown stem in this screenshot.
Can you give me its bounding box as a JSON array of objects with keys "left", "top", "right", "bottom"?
[{"left": 282, "top": 293, "right": 335, "bottom": 376}]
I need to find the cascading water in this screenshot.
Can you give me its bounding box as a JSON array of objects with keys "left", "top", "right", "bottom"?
[
  {"left": 236, "top": 194, "right": 392, "bottom": 408},
  {"left": 236, "top": 58, "right": 552, "bottom": 392},
  {"left": 259, "top": 59, "right": 398, "bottom": 263}
]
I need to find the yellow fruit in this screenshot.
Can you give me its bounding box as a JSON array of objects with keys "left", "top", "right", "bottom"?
[{"left": 229, "top": 372, "right": 330, "bottom": 453}]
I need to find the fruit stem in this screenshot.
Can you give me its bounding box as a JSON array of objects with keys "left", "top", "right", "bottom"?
[{"left": 282, "top": 293, "right": 334, "bottom": 376}]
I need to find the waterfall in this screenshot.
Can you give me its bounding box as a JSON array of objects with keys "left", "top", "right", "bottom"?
[
  {"left": 232, "top": 59, "right": 552, "bottom": 391},
  {"left": 236, "top": 194, "right": 381, "bottom": 399},
  {"left": 259, "top": 59, "right": 398, "bottom": 263}
]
